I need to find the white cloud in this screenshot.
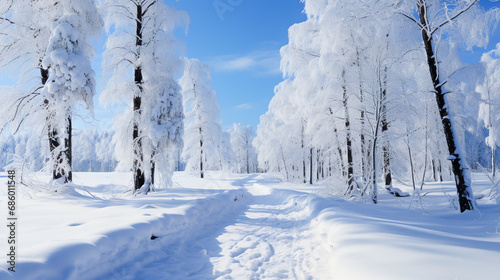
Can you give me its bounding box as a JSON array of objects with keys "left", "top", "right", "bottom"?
[
  {"left": 210, "top": 49, "right": 281, "bottom": 75},
  {"left": 235, "top": 103, "right": 253, "bottom": 110},
  {"left": 217, "top": 57, "right": 256, "bottom": 71}
]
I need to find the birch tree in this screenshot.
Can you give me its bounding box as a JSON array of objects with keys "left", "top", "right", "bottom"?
[{"left": 400, "top": 0, "right": 498, "bottom": 212}]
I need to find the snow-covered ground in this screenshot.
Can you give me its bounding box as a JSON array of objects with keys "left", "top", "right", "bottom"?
[{"left": 1, "top": 171, "right": 500, "bottom": 279}]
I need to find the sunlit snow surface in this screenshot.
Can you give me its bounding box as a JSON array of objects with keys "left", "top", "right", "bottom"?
[{"left": 0, "top": 172, "right": 499, "bottom": 279}]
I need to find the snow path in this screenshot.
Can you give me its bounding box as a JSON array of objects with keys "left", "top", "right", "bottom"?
[
  {"left": 103, "top": 175, "right": 329, "bottom": 280},
  {"left": 211, "top": 177, "right": 328, "bottom": 279}
]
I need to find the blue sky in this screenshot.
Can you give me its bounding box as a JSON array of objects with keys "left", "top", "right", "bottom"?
[{"left": 168, "top": 0, "right": 306, "bottom": 130}]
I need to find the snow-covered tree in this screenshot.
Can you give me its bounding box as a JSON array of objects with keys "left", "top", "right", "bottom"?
[
  {"left": 255, "top": 0, "right": 498, "bottom": 209},
  {"left": 255, "top": 10, "right": 325, "bottom": 184},
  {"left": 219, "top": 130, "right": 236, "bottom": 172},
  {"left": 0, "top": 0, "right": 102, "bottom": 183},
  {"left": 257, "top": 0, "right": 409, "bottom": 198},
  {"left": 231, "top": 124, "right": 257, "bottom": 174},
  {"left": 0, "top": 135, "right": 16, "bottom": 170},
  {"left": 72, "top": 129, "right": 118, "bottom": 172},
  {"left": 42, "top": 11, "right": 101, "bottom": 182},
  {"left": 399, "top": 0, "right": 499, "bottom": 212},
  {"left": 73, "top": 129, "right": 98, "bottom": 172},
  {"left": 180, "top": 58, "right": 225, "bottom": 178},
  {"left": 0, "top": 132, "right": 47, "bottom": 173},
  {"left": 477, "top": 43, "right": 500, "bottom": 178},
  {"left": 101, "top": 0, "right": 187, "bottom": 192},
  {"left": 95, "top": 130, "right": 118, "bottom": 172}
]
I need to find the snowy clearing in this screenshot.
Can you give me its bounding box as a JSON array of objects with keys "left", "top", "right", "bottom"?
[{"left": 1, "top": 172, "right": 500, "bottom": 280}]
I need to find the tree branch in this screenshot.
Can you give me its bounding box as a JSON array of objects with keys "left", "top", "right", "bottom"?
[
  {"left": 142, "top": 0, "right": 157, "bottom": 17},
  {"left": 399, "top": 12, "right": 424, "bottom": 30},
  {"left": 0, "top": 16, "right": 14, "bottom": 25},
  {"left": 431, "top": 0, "right": 479, "bottom": 35}
]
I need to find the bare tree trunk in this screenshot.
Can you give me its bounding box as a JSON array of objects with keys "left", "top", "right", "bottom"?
[
  {"left": 302, "top": 123, "right": 306, "bottom": 183},
  {"left": 418, "top": 1, "right": 475, "bottom": 212},
  {"left": 50, "top": 113, "right": 72, "bottom": 183},
  {"left": 46, "top": 116, "right": 60, "bottom": 180},
  {"left": 381, "top": 67, "right": 392, "bottom": 189},
  {"left": 371, "top": 129, "right": 379, "bottom": 204},
  {"left": 151, "top": 161, "right": 155, "bottom": 186},
  {"left": 321, "top": 151, "right": 325, "bottom": 179},
  {"left": 356, "top": 49, "right": 367, "bottom": 182},
  {"left": 133, "top": 3, "right": 145, "bottom": 191},
  {"left": 133, "top": 99, "right": 144, "bottom": 190},
  {"left": 148, "top": 148, "right": 156, "bottom": 187},
  {"left": 316, "top": 149, "right": 320, "bottom": 181},
  {"left": 42, "top": 67, "right": 59, "bottom": 181},
  {"left": 328, "top": 155, "right": 332, "bottom": 177},
  {"left": 42, "top": 66, "right": 71, "bottom": 183},
  {"left": 309, "top": 148, "right": 313, "bottom": 185},
  {"left": 366, "top": 139, "right": 372, "bottom": 180},
  {"left": 334, "top": 129, "right": 346, "bottom": 177},
  {"left": 343, "top": 70, "right": 355, "bottom": 191},
  {"left": 246, "top": 138, "right": 250, "bottom": 174},
  {"left": 200, "top": 127, "right": 204, "bottom": 179},
  {"left": 432, "top": 159, "right": 437, "bottom": 182},
  {"left": 367, "top": 66, "right": 385, "bottom": 204},
  {"left": 64, "top": 115, "right": 72, "bottom": 182},
  {"left": 303, "top": 158, "right": 306, "bottom": 183},
  {"left": 438, "top": 159, "right": 443, "bottom": 182},
  {"left": 382, "top": 145, "right": 392, "bottom": 188}
]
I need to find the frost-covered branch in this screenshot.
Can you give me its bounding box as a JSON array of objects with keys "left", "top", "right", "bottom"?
[{"left": 431, "top": 0, "right": 479, "bottom": 35}]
